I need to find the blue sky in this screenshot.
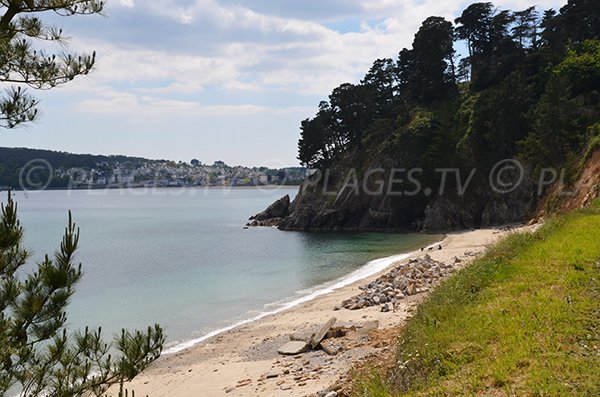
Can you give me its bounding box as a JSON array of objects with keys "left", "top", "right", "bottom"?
[{"left": 1, "top": 0, "right": 566, "bottom": 166}]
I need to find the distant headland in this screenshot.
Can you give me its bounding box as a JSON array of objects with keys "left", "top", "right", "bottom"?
[{"left": 0, "top": 147, "right": 306, "bottom": 190}]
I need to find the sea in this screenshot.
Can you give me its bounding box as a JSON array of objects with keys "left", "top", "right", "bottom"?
[{"left": 9, "top": 186, "right": 441, "bottom": 353}]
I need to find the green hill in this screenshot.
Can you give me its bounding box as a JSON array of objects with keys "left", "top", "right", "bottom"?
[
  {"left": 355, "top": 204, "right": 600, "bottom": 396},
  {"left": 0, "top": 147, "right": 152, "bottom": 189}
]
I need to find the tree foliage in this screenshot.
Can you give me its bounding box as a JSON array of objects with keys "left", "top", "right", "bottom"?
[
  {"left": 520, "top": 39, "right": 600, "bottom": 167},
  {"left": 0, "top": 0, "right": 104, "bottom": 128},
  {"left": 455, "top": 3, "right": 524, "bottom": 89},
  {"left": 298, "top": 16, "right": 457, "bottom": 167},
  {"left": 0, "top": 147, "right": 157, "bottom": 189},
  {"left": 0, "top": 193, "right": 164, "bottom": 396},
  {"left": 1, "top": 3, "right": 165, "bottom": 396},
  {"left": 408, "top": 16, "right": 457, "bottom": 102},
  {"left": 298, "top": 0, "right": 600, "bottom": 179}
]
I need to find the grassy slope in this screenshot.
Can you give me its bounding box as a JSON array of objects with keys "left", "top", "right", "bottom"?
[{"left": 356, "top": 208, "right": 600, "bottom": 396}]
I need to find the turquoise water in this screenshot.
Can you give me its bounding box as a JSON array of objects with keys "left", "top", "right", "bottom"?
[{"left": 9, "top": 187, "right": 440, "bottom": 350}]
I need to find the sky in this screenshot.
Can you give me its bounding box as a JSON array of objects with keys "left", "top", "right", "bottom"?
[{"left": 1, "top": 0, "right": 566, "bottom": 167}]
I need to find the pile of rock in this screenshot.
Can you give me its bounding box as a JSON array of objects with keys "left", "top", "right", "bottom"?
[{"left": 341, "top": 255, "right": 454, "bottom": 310}]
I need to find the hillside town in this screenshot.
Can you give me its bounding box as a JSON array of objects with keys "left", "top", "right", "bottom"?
[
  {"left": 0, "top": 148, "right": 307, "bottom": 190},
  {"left": 59, "top": 160, "right": 306, "bottom": 189}
]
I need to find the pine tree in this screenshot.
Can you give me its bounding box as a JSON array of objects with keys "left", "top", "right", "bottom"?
[
  {"left": 0, "top": 1, "right": 104, "bottom": 128},
  {"left": 409, "top": 16, "right": 457, "bottom": 103},
  {"left": 0, "top": 193, "right": 164, "bottom": 396}
]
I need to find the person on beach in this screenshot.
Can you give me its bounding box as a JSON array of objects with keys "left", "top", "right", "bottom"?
[{"left": 391, "top": 296, "right": 397, "bottom": 313}]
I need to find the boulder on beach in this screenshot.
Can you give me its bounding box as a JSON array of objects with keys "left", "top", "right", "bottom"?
[{"left": 277, "top": 341, "right": 309, "bottom": 355}]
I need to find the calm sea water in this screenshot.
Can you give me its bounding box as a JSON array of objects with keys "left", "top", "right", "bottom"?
[{"left": 9, "top": 187, "right": 440, "bottom": 350}]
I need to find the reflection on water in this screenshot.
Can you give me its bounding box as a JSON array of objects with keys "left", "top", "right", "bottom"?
[{"left": 296, "top": 232, "right": 437, "bottom": 287}]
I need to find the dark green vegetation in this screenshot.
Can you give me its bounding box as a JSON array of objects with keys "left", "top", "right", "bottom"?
[
  {"left": 282, "top": 0, "right": 600, "bottom": 232},
  {"left": 0, "top": 1, "right": 103, "bottom": 129},
  {"left": 0, "top": 147, "right": 306, "bottom": 189},
  {"left": 355, "top": 210, "right": 600, "bottom": 396},
  {"left": 298, "top": 0, "right": 600, "bottom": 172},
  {"left": 0, "top": 193, "right": 164, "bottom": 396},
  {"left": 1, "top": 3, "right": 164, "bottom": 397},
  {"left": 0, "top": 147, "right": 152, "bottom": 188}
]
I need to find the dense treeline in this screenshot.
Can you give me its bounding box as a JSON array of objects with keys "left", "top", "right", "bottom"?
[
  {"left": 0, "top": 147, "right": 307, "bottom": 189},
  {"left": 0, "top": 147, "right": 153, "bottom": 188},
  {"left": 298, "top": 0, "right": 600, "bottom": 180}
]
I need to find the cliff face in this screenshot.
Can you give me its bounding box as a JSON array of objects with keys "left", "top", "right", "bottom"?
[
  {"left": 271, "top": 148, "right": 600, "bottom": 232},
  {"left": 271, "top": 158, "right": 538, "bottom": 232},
  {"left": 261, "top": 1, "right": 600, "bottom": 233},
  {"left": 534, "top": 148, "right": 600, "bottom": 220}
]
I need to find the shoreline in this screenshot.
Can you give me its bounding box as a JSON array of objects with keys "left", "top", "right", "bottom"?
[
  {"left": 2, "top": 185, "right": 302, "bottom": 193},
  {"left": 163, "top": 239, "right": 444, "bottom": 355},
  {"left": 116, "top": 226, "right": 527, "bottom": 397}
]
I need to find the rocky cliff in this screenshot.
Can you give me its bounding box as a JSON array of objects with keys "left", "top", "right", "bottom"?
[
  {"left": 247, "top": 194, "right": 291, "bottom": 227},
  {"left": 253, "top": 156, "right": 539, "bottom": 232},
  {"left": 249, "top": 0, "right": 600, "bottom": 233},
  {"left": 534, "top": 148, "right": 600, "bottom": 220},
  {"left": 257, "top": 148, "right": 600, "bottom": 232}
]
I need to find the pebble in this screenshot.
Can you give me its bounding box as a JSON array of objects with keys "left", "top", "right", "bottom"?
[
  {"left": 341, "top": 256, "right": 455, "bottom": 310},
  {"left": 236, "top": 379, "right": 252, "bottom": 387},
  {"left": 318, "top": 390, "right": 337, "bottom": 397}
]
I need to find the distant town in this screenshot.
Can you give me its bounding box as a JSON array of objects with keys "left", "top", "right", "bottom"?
[
  {"left": 0, "top": 147, "right": 306, "bottom": 190},
  {"left": 63, "top": 160, "right": 306, "bottom": 189}
]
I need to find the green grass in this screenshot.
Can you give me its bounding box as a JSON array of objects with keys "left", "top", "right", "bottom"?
[{"left": 355, "top": 210, "right": 600, "bottom": 396}]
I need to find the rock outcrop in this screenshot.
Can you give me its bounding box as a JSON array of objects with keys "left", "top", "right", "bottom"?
[
  {"left": 247, "top": 194, "right": 291, "bottom": 227},
  {"left": 250, "top": 160, "right": 537, "bottom": 232}
]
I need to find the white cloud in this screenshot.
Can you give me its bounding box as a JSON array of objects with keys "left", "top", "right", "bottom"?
[
  {"left": 73, "top": 86, "right": 311, "bottom": 118},
  {"left": 70, "top": 39, "right": 256, "bottom": 92},
  {"left": 70, "top": 0, "right": 569, "bottom": 117},
  {"left": 72, "top": 11, "right": 406, "bottom": 98},
  {"left": 116, "top": 0, "right": 134, "bottom": 8},
  {"left": 19, "top": 0, "right": 571, "bottom": 165},
  {"left": 81, "top": 1, "right": 568, "bottom": 90}
]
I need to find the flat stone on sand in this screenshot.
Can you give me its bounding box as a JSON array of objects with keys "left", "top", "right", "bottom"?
[
  {"left": 278, "top": 341, "right": 309, "bottom": 355},
  {"left": 311, "top": 317, "right": 337, "bottom": 349}
]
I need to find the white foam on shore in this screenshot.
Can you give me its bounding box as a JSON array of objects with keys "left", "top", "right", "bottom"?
[{"left": 163, "top": 241, "right": 443, "bottom": 355}]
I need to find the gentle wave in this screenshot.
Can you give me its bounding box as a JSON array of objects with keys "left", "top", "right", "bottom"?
[{"left": 163, "top": 241, "right": 443, "bottom": 355}]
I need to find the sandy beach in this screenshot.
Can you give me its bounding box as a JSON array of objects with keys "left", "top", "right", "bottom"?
[{"left": 115, "top": 226, "right": 525, "bottom": 397}]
